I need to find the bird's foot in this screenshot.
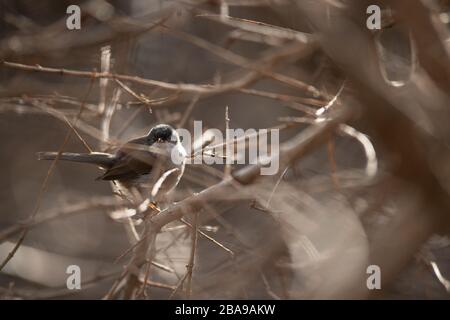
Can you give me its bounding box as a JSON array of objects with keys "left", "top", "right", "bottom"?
[{"left": 148, "top": 201, "right": 161, "bottom": 214}]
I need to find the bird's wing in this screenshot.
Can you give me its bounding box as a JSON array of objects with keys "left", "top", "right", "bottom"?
[{"left": 97, "top": 137, "right": 155, "bottom": 181}]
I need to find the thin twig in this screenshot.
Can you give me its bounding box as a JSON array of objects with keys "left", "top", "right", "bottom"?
[
  {"left": 2, "top": 60, "right": 259, "bottom": 95},
  {"left": 185, "top": 212, "right": 199, "bottom": 299},
  {"left": 224, "top": 105, "right": 232, "bottom": 178},
  {"left": 180, "top": 218, "right": 234, "bottom": 258},
  {"left": 178, "top": 94, "right": 199, "bottom": 129},
  {"left": 62, "top": 116, "right": 93, "bottom": 152}
]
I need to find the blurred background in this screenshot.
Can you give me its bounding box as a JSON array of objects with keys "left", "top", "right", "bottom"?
[{"left": 0, "top": 0, "right": 449, "bottom": 299}]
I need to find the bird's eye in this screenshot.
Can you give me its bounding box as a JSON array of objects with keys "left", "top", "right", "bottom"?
[{"left": 179, "top": 136, "right": 184, "bottom": 142}]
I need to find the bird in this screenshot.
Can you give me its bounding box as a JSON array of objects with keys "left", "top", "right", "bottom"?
[{"left": 37, "top": 124, "right": 187, "bottom": 201}]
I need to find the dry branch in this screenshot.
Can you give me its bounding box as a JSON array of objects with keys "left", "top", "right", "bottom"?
[{"left": 150, "top": 103, "right": 351, "bottom": 230}]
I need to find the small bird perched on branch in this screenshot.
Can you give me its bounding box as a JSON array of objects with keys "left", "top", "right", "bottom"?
[{"left": 37, "top": 124, "right": 186, "bottom": 201}]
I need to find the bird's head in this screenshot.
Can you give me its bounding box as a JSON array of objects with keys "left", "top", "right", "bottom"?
[{"left": 147, "top": 124, "right": 179, "bottom": 144}]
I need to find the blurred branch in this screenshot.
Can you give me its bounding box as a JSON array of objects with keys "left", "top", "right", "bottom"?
[
  {"left": 198, "top": 14, "right": 312, "bottom": 43},
  {"left": 295, "top": 0, "right": 450, "bottom": 297},
  {"left": 392, "top": 0, "right": 450, "bottom": 92},
  {"left": 0, "top": 79, "right": 95, "bottom": 272},
  {"left": 0, "top": 270, "right": 119, "bottom": 299},
  {"left": 0, "top": 4, "right": 174, "bottom": 58},
  {"left": 0, "top": 196, "right": 122, "bottom": 242}
]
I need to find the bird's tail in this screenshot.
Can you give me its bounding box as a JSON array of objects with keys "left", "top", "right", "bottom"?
[{"left": 36, "top": 152, "right": 115, "bottom": 168}]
